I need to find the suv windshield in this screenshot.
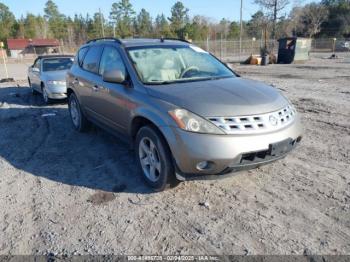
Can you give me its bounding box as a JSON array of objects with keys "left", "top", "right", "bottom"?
[
  {"left": 42, "top": 57, "right": 74, "bottom": 72},
  {"left": 127, "top": 45, "right": 235, "bottom": 84}
]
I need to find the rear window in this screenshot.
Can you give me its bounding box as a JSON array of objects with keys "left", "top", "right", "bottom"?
[
  {"left": 82, "top": 46, "right": 103, "bottom": 74},
  {"left": 42, "top": 58, "right": 74, "bottom": 72},
  {"left": 77, "top": 47, "right": 88, "bottom": 66}
]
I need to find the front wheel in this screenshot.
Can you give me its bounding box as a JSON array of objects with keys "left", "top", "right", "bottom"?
[
  {"left": 28, "top": 78, "right": 38, "bottom": 95},
  {"left": 135, "top": 126, "right": 178, "bottom": 191},
  {"left": 42, "top": 85, "right": 51, "bottom": 104},
  {"left": 68, "top": 92, "right": 90, "bottom": 132}
]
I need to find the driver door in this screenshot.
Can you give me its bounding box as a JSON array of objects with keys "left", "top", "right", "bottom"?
[
  {"left": 30, "top": 58, "right": 41, "bottom": 91},
  {"left": 92, "top": 45, "right": 130, "bottom": 133}
]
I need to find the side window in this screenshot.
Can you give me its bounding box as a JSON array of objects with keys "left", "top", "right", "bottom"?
[
  {"left": 82, "top": 46, "right": 103, "bottom": 74},
  {"left": 77, "top": 47, "right": 88, "bottom": 67},
  {"left": 33, "top": 59, "right": 41, "bottom": 69},
  {"left": 99, "top": 46, "right": 126, "bottom": 77}
]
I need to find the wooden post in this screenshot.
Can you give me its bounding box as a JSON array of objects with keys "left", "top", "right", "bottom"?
[{"left": 0, "top": 42, "right": 9, "bottom": 79}]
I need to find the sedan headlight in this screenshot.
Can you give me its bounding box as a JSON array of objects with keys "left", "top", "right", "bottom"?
[
  {"left": 47, "top": 80, "right": 66, "bottom": 85},
  {"left": 169, "top": 109, "right": 225, "bottom": 134}
]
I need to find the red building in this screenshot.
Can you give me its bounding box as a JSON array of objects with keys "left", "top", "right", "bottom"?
[{"left": 7, "top": 38, "right": 60, "bottom": 58}]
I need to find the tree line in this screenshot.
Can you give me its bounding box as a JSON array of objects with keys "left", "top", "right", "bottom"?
[{"left": 0, "top": 0, "right": 349, "bottom": 47}]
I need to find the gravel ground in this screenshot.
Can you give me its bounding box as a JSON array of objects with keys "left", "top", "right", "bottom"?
[{"left": 0, "top": 55, "right": 349, "bottom": 256}]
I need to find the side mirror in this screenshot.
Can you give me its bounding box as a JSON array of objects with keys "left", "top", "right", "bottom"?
[
  {"left": 32, "top": 67, "right": 40, "bottom": 73},
  {"left": 103, "top": 69, "right": 125, "bottom": 84}
]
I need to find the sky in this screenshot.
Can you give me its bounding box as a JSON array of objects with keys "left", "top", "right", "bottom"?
[{"left": 2, "top": 0, "right": 318, "bottom": 22}]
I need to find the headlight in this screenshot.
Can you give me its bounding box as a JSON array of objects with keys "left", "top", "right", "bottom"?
[
  {"left": 290, "top": 104, "right": 297, "bottom": 114},
  {"left": 47, "top": 80, "right": 66, "bottom": 85},
  {"left": 169, "top": 109, "right": 225, "bottom": 134}
]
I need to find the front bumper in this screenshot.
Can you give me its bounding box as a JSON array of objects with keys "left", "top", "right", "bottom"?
[
  {"left": 160, "top": 115, "right": 303, "bottom": 180},
  {"left": 46, "top": 84, "right": 67, "bottom": 99}
]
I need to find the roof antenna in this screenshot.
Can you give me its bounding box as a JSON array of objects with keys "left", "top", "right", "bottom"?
[{"left": 160, "top": 36, "right": 165, "bottom": 43}]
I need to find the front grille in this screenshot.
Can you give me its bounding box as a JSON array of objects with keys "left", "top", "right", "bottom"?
[{"left": 208, "top": 105, "right": 296, "bottom": 134}]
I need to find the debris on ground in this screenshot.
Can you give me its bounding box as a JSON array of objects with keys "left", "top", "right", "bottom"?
[
  {"left": 41, "top": 113, "right": 57, "bottom": 117},
  {"left": 9, "top": 92, "right": 20, "bottom": 97},
  {"left": 242, "top": 53, "right": 277, "bottom": 65},
  {"left": 0, "top": 78, "right": 15, "bottom": 83},
  {"left": 199, "top": 201, "right": 210, "bottom": 209}
]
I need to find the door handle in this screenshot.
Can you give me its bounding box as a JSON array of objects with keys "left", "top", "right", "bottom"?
[
  {"left": 72, "top": 78, "right": 79, "bottom": 85},
  {"left": 92, "top": 85, "right": 100, "bottom": 92}
]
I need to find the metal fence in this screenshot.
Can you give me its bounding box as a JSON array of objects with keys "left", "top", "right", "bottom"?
[
  {"left": 193, "top": 39, "right": 278, "bottom": 62},
  {"left": 58, "top": 39, "right": 279, "bottom": 62},
  {"left": 194, "top": 38, "right": 349, "bottom": 62},
  {"left": 8, "top": 38, "right": 350, "bottom": 63}
]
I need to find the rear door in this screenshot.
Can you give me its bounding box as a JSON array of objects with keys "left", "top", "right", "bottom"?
[
  {"left": 76, "top": 45, "right": 104, "bottom": 119},
  {"left": 67, "top": 46, "right": 89, "bottom": 102},
  {"left": 92, "top": 45, "right": 130, "bottom": 133}
]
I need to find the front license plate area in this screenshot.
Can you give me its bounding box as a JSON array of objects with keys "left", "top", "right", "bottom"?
[{"left": 269, "top": 138, "right": 294, "bottom": 157}]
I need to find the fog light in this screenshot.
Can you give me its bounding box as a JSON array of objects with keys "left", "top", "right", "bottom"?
[{"left": 196, "top": 161, "right": 209, "bottom": 171}]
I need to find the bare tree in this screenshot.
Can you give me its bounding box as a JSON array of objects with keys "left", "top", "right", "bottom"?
[
  {"left": 300, "top": 3, "right": 328, "bottom": 38},
  {"left": 254, "top": 0, "right": 290, "bottom": 39},
  {"left": 287, "top": 6, "right": 304, "bottom": 36}
]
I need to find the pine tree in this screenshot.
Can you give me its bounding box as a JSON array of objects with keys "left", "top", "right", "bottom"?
[
  {"left": 110, "top": 0, "right": 136, "bottom": 38},
  {"left": 44, "top": 0, "right": 66, "bottom": 39},
  {"left": 0, "top": 2, "right": 17, "bottom": 42},
  {"left": 155, "top": 14, "right": 173, "bottom": 37},
  {"left": 168, "top": 1, "right": 189, "bottom": 38},
  {"left": 135, "top": 9, "right": 152, "bottom": 37}
]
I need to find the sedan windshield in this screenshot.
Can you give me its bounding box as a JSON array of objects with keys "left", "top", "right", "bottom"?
[
  {"left": 127, "top": 46, "right": 235, "bottom": 84},
  {"left": 42, "top": 58, "right": 74, "bottom": 72}
]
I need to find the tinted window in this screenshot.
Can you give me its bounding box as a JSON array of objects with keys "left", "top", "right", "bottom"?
[
  {"left": 33, "top": 59, "right": 41, "bottom": 69},
  {"left": 82, "top": 46, "right": 103, "bottom": 74},
  {"left": 42, "top": 58, "right": 74, "bottom": 72},
  {"left": 99, "top": 46, "right": 126, "bottom": 76},
  {"left": 77, "top": 47, "right": 88, "bottom": 67}
]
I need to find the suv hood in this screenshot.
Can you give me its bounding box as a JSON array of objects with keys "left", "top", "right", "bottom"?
[{"left": 146, "top": 77, "right": 289, "bottom": 117}]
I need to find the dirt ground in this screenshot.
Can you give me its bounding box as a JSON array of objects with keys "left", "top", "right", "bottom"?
[{"left": 0, "top": 54, "right": 349, "bottom": 256}]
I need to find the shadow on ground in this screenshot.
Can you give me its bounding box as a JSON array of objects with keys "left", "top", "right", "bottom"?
[{"left": 0, "top": 86, "right": 152, "bottom": 194}]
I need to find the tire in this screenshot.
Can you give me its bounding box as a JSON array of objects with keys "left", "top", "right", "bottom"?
[
  {"left": 28, "top": 78, "right": 38, "bottom": 95},
  {"left": 135, "top": 125, "right": 178, "bottom": 191},
  {"left": 41, "top": 84, "right": 51, "bottom": 104},
  {"left": 68, "top": 92, "right": 90, "bottom": 132}
]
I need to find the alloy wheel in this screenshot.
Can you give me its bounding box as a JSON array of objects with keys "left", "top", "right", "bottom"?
[
  {"left": 139, "top": 137, "right": 161, "bottom": 182},
  {"left": 69, "top": 97, "right": 80, "bottom": 128},
  {"left": 42, "top": 87, "right": 49, "bottom": 103}
]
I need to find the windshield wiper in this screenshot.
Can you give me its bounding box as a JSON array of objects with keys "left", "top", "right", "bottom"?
[
  {"left": 207, "top": 75, "right": 233, "bottom": 80},
  {"left": 145, "top": 81, "right": 175, "bottom": 85},
  {"left": 145, "top": 75, "right": 233, "bottom": 85}
]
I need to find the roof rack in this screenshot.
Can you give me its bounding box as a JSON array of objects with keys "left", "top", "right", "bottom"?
[
  {"left": 86, "top": 37, "right": 123, "bottom": 45},
  {"left": 160, "top": 37, "right": 192, "bottom": 44}
]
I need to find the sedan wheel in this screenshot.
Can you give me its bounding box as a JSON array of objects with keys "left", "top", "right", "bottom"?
[
  {"left": 28, "top": 78, "right": 38, "bottom": 95},
  {"left": 42, "top": 86, "right": 50, "bottom": 104},
  {"left": 139, "top": 137, "right": 162, "bottom": 182}
]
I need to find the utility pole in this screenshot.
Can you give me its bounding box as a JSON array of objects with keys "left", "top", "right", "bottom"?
[
  {"left": 0, "top": 42, "right": 9, "bottom": 79},
  {"left": 239, "top": 0, "right": 243, "bottom": 56},
  {"left": 99, "top": 8, "right": 105, "bottom": 37},
  {"left": 272, "top": 0, "right": 277, "bottom": 40}
]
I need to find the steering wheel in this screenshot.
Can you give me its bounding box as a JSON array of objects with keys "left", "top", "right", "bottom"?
[{"left": 180, "top": 66, "right": 200, "bottom": 78}]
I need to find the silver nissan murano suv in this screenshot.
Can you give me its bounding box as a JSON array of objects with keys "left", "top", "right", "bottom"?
[{"left": 67, "top": 38, "right": 302, "bottom": 191}]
